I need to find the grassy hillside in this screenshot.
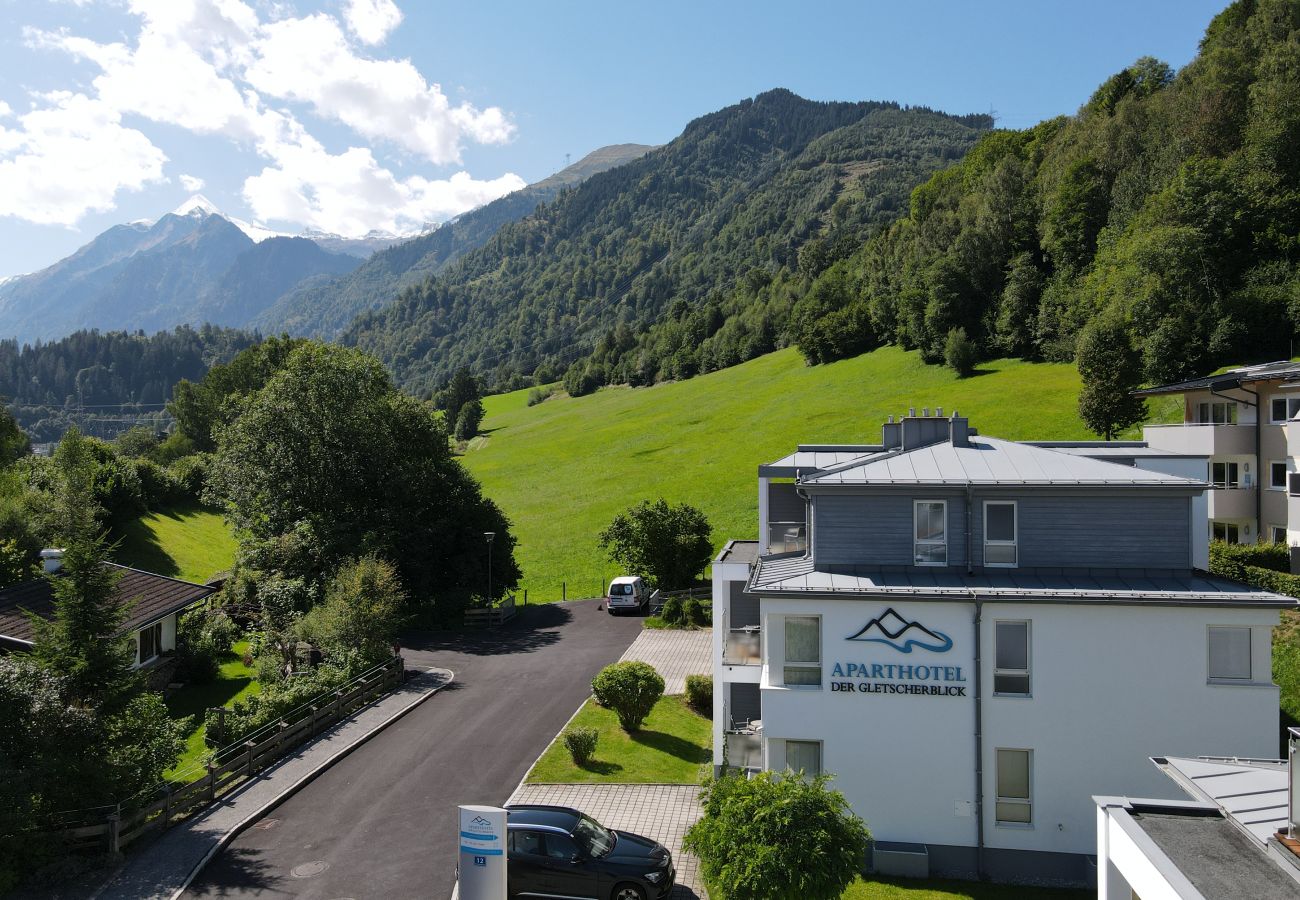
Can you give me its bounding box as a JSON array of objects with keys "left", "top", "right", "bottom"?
[
  {"left": 464, "top": 345, "right": 1108, "bottom": 601},
  {"left": 114, "top": 502, "right": 237, "bottom": 584}
]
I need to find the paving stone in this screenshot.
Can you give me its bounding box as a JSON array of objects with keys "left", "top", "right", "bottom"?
[{"left": 619, "top": 629, "right": 712, "bottom": 695}]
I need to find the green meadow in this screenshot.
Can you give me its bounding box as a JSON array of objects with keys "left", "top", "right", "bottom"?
[
  {"left": 114, "top": 501, "right": 238, "bottom": 584},
  {"left": 463, "top": 345, "right": 1158, "bottom": 602}
]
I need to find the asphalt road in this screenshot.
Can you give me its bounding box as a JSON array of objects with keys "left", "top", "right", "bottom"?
[{"left": 184, "top": 599, "right": 643, "bottom": 899}]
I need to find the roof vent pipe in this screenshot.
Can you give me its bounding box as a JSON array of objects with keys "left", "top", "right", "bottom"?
[
  {"left": 887, "top": 415, "right": 894, "bottom": 424},
  {"left": 922, "top": 407, "right": 930, "bottom": 417},
  {"left": 937, "top": 407, "right": 943, "bottom": 417},
  {"left": 40, "top": 548, "right": 65, "bottom": 574},
  {"left": 908, "top": 407, "right": 916, "bottom": 418}
]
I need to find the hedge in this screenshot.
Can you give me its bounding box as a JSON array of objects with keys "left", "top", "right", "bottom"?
[{"left": 1209, "top": 540, "right": 1300, "bottom": 599}]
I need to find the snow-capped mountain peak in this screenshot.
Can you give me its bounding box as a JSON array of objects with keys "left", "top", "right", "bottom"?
[{"left": 172, "top": 194, "right": 223, "bottom": 218}]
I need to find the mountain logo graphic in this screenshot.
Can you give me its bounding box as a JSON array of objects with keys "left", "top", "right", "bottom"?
[
  {"left": 846, "top": 608, "right": 953, "bottom": 653},
  {"left": 469, "top": 816, "right": 494, "bottom": 831}
]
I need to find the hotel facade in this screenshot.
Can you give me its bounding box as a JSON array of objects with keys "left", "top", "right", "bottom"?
[{"left": 710, "top": 410, "right": 1293, "bottom": 885}]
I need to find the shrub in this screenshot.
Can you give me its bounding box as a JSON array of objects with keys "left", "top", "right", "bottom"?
[
  {"left": 1209, "top": 540, "right": 1300, "bottom": 599},
  {"left": 591, "top": 661, "right": 665, "bottom": 732},
  {"left": 131, "top": 458, "right": 182, "bottom": 509},
  {"left": 297, "top": 555, "right": 406, "bottom": 670},
  {"left": 683, "top": 770, "right": 870, "bottom": 900},
  {"left": 168, "top": 453, "right": 210, "bottom": 501},
  {"left": 526, "top": 386, "right": 554, "bottom": 407},
  {"left": 944, "top": 326, "right": 977, "bottom": 378},
  {"left": 174, "top": 609, "right": 238, "bottom": 684},
  {"left": 205, "top": 662, "right": 351, "bottom": 747},
  {"left": 685, "top": 674, "right": 712, "bottom": 715},
  {"left": 660, "top": 595, "right": 685, "bottom": 626},
  {"left": 563, "top": 726, "right": 599, "bottom": 766},
  {"left": 682, "top": 596, "right": 708, "bottom": 627},
  {"left": 598, "top": 499, "right": 713, "bottom": 590}
]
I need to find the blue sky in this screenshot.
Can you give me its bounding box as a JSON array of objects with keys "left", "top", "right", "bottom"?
[{"left": 0, "top": 0, "right": 1228, "bottom": 279}]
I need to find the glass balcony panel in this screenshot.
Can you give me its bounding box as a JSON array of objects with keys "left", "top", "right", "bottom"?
[
  {"left": 767, "top": 522, "right": 807, "bottom": 554},
  {"left": 723, "top": 628, "right": 761, "bottom": 665}
]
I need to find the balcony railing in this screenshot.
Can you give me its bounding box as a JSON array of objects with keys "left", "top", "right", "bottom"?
[
  {"left": 723, "top": 627, "right": 761, "bottom": 665},
  {"left": 1142, "top": 423, "right": 1255, "bottom": 456},
  {"left": 767, "top": 521, "right": 807, "bottom": 555},
  {"left": 724, "top": 730, "right": 762, "bottom": 770}
]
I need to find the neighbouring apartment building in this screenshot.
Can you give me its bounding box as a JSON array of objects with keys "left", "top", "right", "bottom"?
[
  {"left": 711, "top": 409, "right": 1293, "bottom": 885},
  {"left": 1140, "top": 360, "right": 1300, "bottom": 555}
]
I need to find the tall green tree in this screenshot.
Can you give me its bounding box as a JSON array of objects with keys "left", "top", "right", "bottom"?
[
  {"left": 598, "top": 499, "right": 713, "bottom": 590},
  {"left": 1077, "top": 317, "right": 1148, "bottom": 440}
]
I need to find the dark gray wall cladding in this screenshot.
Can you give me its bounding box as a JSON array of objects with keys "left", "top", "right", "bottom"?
[
  {"left": 972, "top": 494, "right": 1191, "bottom": 569},
  {"left": 768, "top": 481, "right": 806, "bottom": 523},
  {"left": 730, "top": 581, "right": 759, "bottom": 627},
  {"left": 729, "top": 682, "right": 761, "bottom": 725},
  {"left": 813, "top": 493, "right": 967, "bottom": 568}
]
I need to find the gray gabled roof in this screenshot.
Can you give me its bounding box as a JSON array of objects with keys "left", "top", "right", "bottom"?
[
  {"left": 799, "top": 436, "right": 1206, "bottom": 488},
  {"left": 1135, "top": 360, "right": 1300, "bottom": 397},
  {"left": 760, "top": 445, "right": 884, "bottom": 478}
]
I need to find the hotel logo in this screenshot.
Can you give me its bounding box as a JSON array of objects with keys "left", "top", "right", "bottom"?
[{"left": 846, "top": 608, "right": 953, "bottom": 653}]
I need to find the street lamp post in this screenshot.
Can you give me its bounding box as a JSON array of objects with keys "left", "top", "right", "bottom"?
[{"left": 484, "top": 532, "right": 495, "bottom": 602}]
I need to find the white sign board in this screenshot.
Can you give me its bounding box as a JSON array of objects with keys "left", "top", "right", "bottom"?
[{"left": 458, "top": 805, "right": 507, "bottom": 900}]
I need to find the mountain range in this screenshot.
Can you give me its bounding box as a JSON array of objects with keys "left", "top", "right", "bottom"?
[{"left": 0, "top": 144, "right": 655, "bottom": 346}]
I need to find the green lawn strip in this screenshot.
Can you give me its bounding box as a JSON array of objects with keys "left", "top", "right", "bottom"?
[
  {"left": 164, "top": 640, "right": 260, "bottom": 782},
  {"left": 527, "top": 696, "right": 711, "bottom": 784},
  {"left": 841, "top": 876, "right": 1087, "bottom": 899},
  {"left": 465, "top": 345, "right": 1162, "bottom": 602},
  {"left": 113, "top": 501, "right": 237, "bottom": 584}
]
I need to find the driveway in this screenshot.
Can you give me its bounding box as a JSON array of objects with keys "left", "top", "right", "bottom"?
[{"left": 184, "top": 599, "right": 643, "bottom": 899}]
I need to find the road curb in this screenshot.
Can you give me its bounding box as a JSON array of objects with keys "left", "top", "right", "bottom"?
[{"left": 162, "top": 665, "right": 454, "bottom": 900}]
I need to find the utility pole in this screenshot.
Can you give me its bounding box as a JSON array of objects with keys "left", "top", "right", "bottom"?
[{"left": 484, "top": 532, "right": 495, "bottom": 602}]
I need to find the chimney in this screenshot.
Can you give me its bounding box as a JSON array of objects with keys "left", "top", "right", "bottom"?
[{"left": 41, "top": 548, "right": 65, "bottom": 574}]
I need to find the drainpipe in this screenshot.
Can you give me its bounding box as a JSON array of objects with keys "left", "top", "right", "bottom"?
[
  {"left": 965, "top": 485, "right": 974, "bottom": 576},
  {"left": 972, "top": 594, "right": 985, "bottom": 880},
  {"left": 1215, "top": 384, "right": 1261, "bottom": 541}
]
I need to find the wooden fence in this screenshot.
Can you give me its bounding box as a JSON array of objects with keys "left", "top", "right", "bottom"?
[
  {"left": 47, "top": 655, "right": 404, "bottom": 854},
  {"left": 463, "top": 592, "right": 517, "bottom": 627}
]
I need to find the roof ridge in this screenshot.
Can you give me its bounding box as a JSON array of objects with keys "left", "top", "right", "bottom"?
[{"left": 103, "top": 561, "right": 214, "bottom": 590}]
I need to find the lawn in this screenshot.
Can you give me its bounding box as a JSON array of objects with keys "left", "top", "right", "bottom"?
[
  {"left": 465, "top": 345, "right": 1178, "bottom": 601},
  {"left": 164, "top": 640, "right": 260, "bottom": 781},
  {"left": 114, "top": 501, "right": 237, "bottom": 584},
  {"left": 527, "top": 695, "right": 711, "bottom": 783},
  {"left": 842, "top": 876, "right": 1086, "bottom": 899}
]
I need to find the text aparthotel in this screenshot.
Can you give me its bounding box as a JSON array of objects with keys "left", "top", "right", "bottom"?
[{"left": 711, "top": 409, "right": 1295, "bottom": 886}]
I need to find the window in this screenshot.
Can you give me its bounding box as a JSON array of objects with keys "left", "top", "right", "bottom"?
[
  {"left": 138, "top": 621, "right": 161, "bottom": 664},
  {"left": 783, "top": 616, "right": 821, "bottom": 686},
  {"left": 914, "top": 500, "right": 947, "bottom": 565},
  {"left": 785, "top": 740, "right": 822, "bottom": 777},
  {"left": 1210, "top": 461, "right": 1240, "bottom": 488},
  {"left": 1212, "top": 522, "right": 1241, "bottom": 543},
  {"left": 1272, "top": 526, "right": 1288, "bottom": 544},
  {"left": 1196, "top": 401, "right": 1238, "bottom": 424},
  {"left": 544, "top": 834, "right": 580, "bottom": 861},
  {"left": 1208, "top": 626, "right": 1252, "bottom": 680},
  {"left": 984, "top": 502, "right": 1017, "bottom": 567},
  {"left": 995, "top": 748, "right": 1032, "bottom": 824},
  {"left": 994, "top": 621, "right": 1031, "bottom": 695},
  {"left": 1272, "top": 462, "right": 1289, "bottom": 491},
  {"left": 509, "top": 829, "right": 545, "bottom": 857},
  {"left": 1271, "top": 397, "right": 1300, "bottom": 423}
]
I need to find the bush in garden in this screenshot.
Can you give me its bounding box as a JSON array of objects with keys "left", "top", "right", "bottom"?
[
  {"left": 205, "top": 662, "right": 352, "bottom": 747},
  {"left": 683, "top": 770, "right": 870, "bottom": 900},
  {"left": 168, "top": 453, "right": 210, "bottom": 502},
  {"left": 563, "top": 726, "right": 599, "bottom": 766},
  {"left": 591, "top": 660, "right": 665, "bottom": 732},
  {"left": 174, "top": 609, "right": 238, "bottom": 684},
  {"left": 660, "top": 595, "right": 685, "bottom": 626},
  {"left": 685, "top": 674, "right": 712, "bottom": 716},
  {"left": 682, "top": 596, "right": 708, "bottom": 627}
]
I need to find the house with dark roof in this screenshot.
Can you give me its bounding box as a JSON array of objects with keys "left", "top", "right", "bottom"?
[
  {"left": 0, "top": 550, "right": 215, "bottom": 669},
  {"left": 712, "top": 409, "right": 1294, "bottom": 887}
]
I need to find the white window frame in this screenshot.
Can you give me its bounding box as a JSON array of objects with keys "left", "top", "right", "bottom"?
[
  {"left": 983, "top": 501, "right": 1018, "bottom": 568},
  {"left": 783, "top": 739, "right": 823, "bottom": 778},
  {"left": 914, "top": 499, "right": 948, "bottom": 566},
  {"left": 137, "top": 621, "right": 162, "bottom": 665},
  {"left": 1270, "top": 397, "right": 1300, "bottom": 423},
  {"left": 1270, "top": 461, "right": 1288, "bottom": 491},
  {"left": 1210, "top": 461, "right": 1240, "bottom": 489},
  {"left": 993, "top": 620, "right": 1031, "bottom": 697},
  {"left": 782, "top": 615, "right": 822, "bottom": 688},
  {"left": 1207, "top": 625, "right": 1252, "bottom": 682},
  {"left": 994, "top": 748, "right": 1033, "bottom": 826},
  {"left": 1272, "top": 525, "right": 1288, "bottom": 544},
  {"left": 1197, "top": 401, "right": 1238, "bottom": 425}
]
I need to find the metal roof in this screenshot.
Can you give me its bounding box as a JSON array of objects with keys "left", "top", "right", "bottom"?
[
  {"left": 1135, "top": 360, "right": 1300, "bottom": 397},
  {"left": 1128, "top": 811, "right": 1300, "bottom": 899},
  {"left": 747, "top": 555, "right": 1296, "bottom": 607},
  {"left": 760, "top": 446, "right": 883, "bottom": 478},
  {"left": 799, "top": 436, "right": 1206, "bottom": 488},
  {"left": 1157, "top": 756, "right": 1290, "bottom": 847},
  {"left": 0, "top": 563, "right": 214, "bottom": 645}
]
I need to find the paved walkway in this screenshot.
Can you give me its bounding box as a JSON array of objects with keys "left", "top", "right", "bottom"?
[
  {"left": 619, "top": 628, "right": 712, "bottom": 694},
  {"left": 97, "top": 665, "right": 453, "bottom": 900},
  {"left": 509, "top": 783, "right": 706, "bottom": 899}
]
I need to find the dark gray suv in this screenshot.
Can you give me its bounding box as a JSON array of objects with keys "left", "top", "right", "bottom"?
[{"left": 505, "top": 804, "right": 675, "bottom": 900}]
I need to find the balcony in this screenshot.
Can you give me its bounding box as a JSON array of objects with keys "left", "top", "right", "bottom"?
[
  {"left": 1143, "top": 423, "right": 1255, "bottom": 457},
  {"left": 1208, "top": 486, "right": 1256, "bottom": 520},
  {"left": 724, "top": 728, "right": 762, "bottom": 770},
  {"left": 723, "top": 626, "right": 761, "bottom": 666},
  {"left": 767, "top": 521, "right": 807, "bottom": 555}
]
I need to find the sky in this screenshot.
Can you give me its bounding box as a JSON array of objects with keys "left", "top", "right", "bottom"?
[{"left": 0, "top": 0, "right": 1230, "bottom": 279}]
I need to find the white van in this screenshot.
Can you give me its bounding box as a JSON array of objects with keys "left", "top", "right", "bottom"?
[{"left": 606, "top": 576, "right": 650, "bottom": 615}]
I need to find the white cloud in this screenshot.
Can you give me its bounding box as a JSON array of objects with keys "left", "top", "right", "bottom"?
[
  {"left": 343, "top": 0, "right": 402, "bottom": 45},
  {"left": 0, "top": 92, "right": 167, "bottom": 225},
  {"left": 179, "top": 173, "right": 205, "bottom": 191},
  {"left": 7, "top": 0, "right": 521, "bottom": 232}
]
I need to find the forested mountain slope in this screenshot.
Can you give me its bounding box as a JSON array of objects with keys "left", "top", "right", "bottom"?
[
  {"left": 793, "top": 0, "right": 1300, "bottom": 383},
  {"left": 254, "top": 143, "right": 656, "bottom": 339},
  {"left": 343, "top": 90, "right": 991, "bottom": 396}
]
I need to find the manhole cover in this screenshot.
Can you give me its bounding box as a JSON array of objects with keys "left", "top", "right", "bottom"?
[
  {"left": 251, "top": 818, "right": 280, "bottom": 830},
  {"left": 291, "top": 860, "right": 330, "bottom": 878}
]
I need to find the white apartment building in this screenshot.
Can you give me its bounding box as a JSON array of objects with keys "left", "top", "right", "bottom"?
[{"left": 711, "top": 410, "right": 1293, "bottom": 886}]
